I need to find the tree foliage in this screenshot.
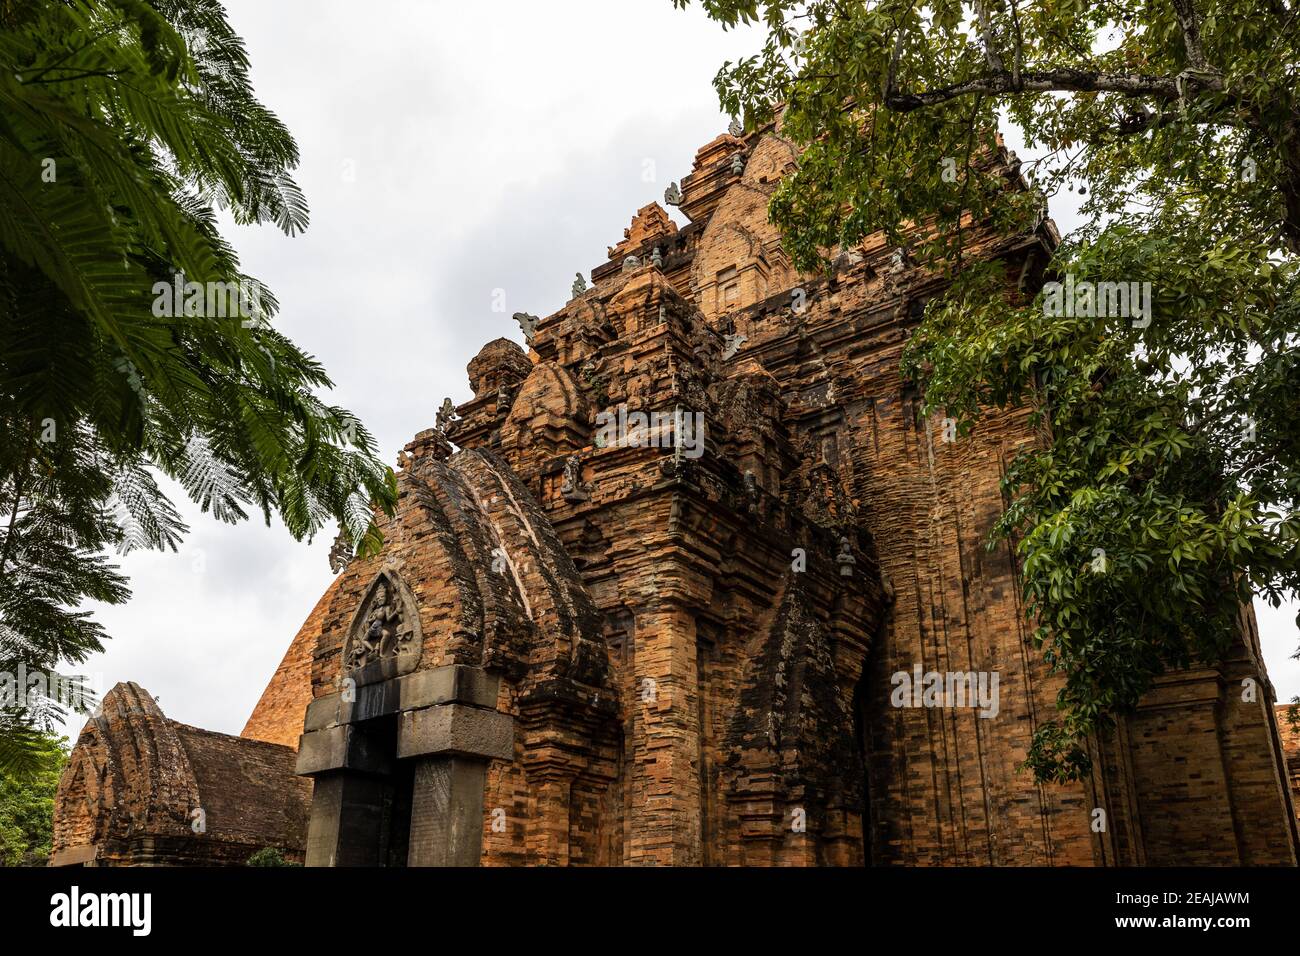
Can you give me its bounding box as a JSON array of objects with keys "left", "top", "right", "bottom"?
[
  {"left": 245, "top": 846, "right": 299, "bottom": 867},
  {"left": 0, "top": 1, "right": 396, "bottom": 770},
  {"left": 0, "top": 731, "right": 66, "bottom": 866},
  {"left": 678, "top": 0, "right": 1300, "bottom": 781}
]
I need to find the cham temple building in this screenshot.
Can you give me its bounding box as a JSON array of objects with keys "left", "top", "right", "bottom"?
[{"left": 50, "top": 121, "right": 1300, "bottom": 867}]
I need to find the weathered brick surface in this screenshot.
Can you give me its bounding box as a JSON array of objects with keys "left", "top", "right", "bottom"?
[
  {"left": 52, "top": 122, "right": 1300, "bottom": 867},
  {"left": 51, "top": 682, "right": 310, "bottom": 865}
]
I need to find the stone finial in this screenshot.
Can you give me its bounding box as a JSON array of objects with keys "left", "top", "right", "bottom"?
[
  {"left": 328, "top": 529, "right": 352, "bottom": 575},
  {"left": 571, "top": 272, "right": 588, "bottom": 298},
  {"left": 664, "top": 182, "right": 683, "bottom": 206},
  {"left": 728, "top": 117, "right": 744, "bottom": 138},
  {"left": 731, "top": 152, "right": 745, "bottom": 176},
  {"left": 513, "top": 311, "right": 539, "bottom": 341},
  {"left": 622, "top": 255, "right": 641, "bottom": 274},
  {"left": 837, "top": 537, "right": 857, "bottom": 577},
  {"left": 651, "top": 246, "right": 664, "bottom": 268},
  {"left": 888, "top": 246, "right": 910, "bottom": 274}
]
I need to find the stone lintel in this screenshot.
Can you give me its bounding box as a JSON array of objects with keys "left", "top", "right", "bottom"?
[
  {"left": 296, "top": 722, "right": 393, "bottom": 777},
  {"left": 398, "top": 703, "right": 514, "bottom": 762},
  {"left": 303, "top": 664, "right": 500, "bottom": 732},
  {"left": 49, "top": 844, "right": 98, "bottom": 867}
]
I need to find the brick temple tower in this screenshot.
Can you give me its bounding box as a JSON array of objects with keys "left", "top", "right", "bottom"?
[{"left": 52, "top": 122, "right": 1300, "bottom": 867}]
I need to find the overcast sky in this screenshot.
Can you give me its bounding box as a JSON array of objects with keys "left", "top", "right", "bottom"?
[{"left": 63, "top": 0, "right": 1299, "bottom": 739}]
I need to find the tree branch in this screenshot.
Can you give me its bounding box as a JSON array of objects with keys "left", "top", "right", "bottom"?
[
  {"left": 885, "top": 29, "right": 904, "bottom": 100},
  {"left": 1007, "top": 0, "right": 1025, "bottom": 90},
  {"left": 1169, "top": 0, "right": 1213, "bottom": 72},
  {"left": 973, "top": 0, "right": 1006, "bottom": 73},
  {"left": 884, "top": 67, "right": 1228, "bottom": 112},
  {"left": 1116, "top": 103, "right": 1248, "bottom": 136},
  {"left": 883, "top": 7, "right": 915, "bottom": 102}
]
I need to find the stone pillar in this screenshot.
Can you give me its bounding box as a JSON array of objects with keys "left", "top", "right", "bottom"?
[
  {"left": 303, "top": 772, "right": 390, "bottom": 867},
  {"left": 406, "top": 758, "right": 488, "bottom": 867},
  {"left": 397, "top": 691, "right": 513, "bottom": 867}
]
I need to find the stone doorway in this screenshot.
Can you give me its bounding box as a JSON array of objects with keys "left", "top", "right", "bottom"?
[{"left": 295, "top": 665, "right": 513, "bottom": 867}]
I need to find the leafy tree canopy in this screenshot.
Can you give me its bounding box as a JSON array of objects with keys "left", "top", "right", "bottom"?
[
  {"left": 0, "top": 731, "right": 66, "bottom": 866},
  {"left": 677, "top": 0, "right": 1300, "bottom": 781},
  {"left": 0, "top": 0, "right": 396, "bottom": 770}
]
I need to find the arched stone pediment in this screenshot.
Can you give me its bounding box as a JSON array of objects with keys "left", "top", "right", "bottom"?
[
  {"left": 318, "top": 447, "right": 614, "bottom": 701},
  {"left": 341, "top": 568, "right": 422, "bottom": 685},
  {"left": 511, "top": 362, "right": 585, "bottom": 424}
]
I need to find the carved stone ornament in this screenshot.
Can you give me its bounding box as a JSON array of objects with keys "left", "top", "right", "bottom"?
[
  {"left": 328, "top": 530, "right": 352, "bottom": 575},
  {"left": 837, "top": 537, "right": 857, "bottom": 578},
  {"left": 728, "top": 117, "right": 744, "bottom": 138},
  {"left": 342, "top": 569, "right": 422, "bottom": 685},
  {"left": 435, "top": 397, "right": 459, "bottom": 435},
  {"left": 664, "top": 182, "right": 683, "bottom": 206},
  {"left": 496, "top": 381, "right": 516, "bottom": 417},
  {"left": 513, "top": 311, "right": 539, "bottom": 341},
  {"left": 832, "top": 248, "right": 863, "bottom": 272},
  {"left": 561, "top": 455, "right": 590, "bottom": 503}
]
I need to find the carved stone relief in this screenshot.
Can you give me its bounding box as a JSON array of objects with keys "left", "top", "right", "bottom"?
[{"left": 342, "top": 569, "right": 422, "bottom": 685}]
